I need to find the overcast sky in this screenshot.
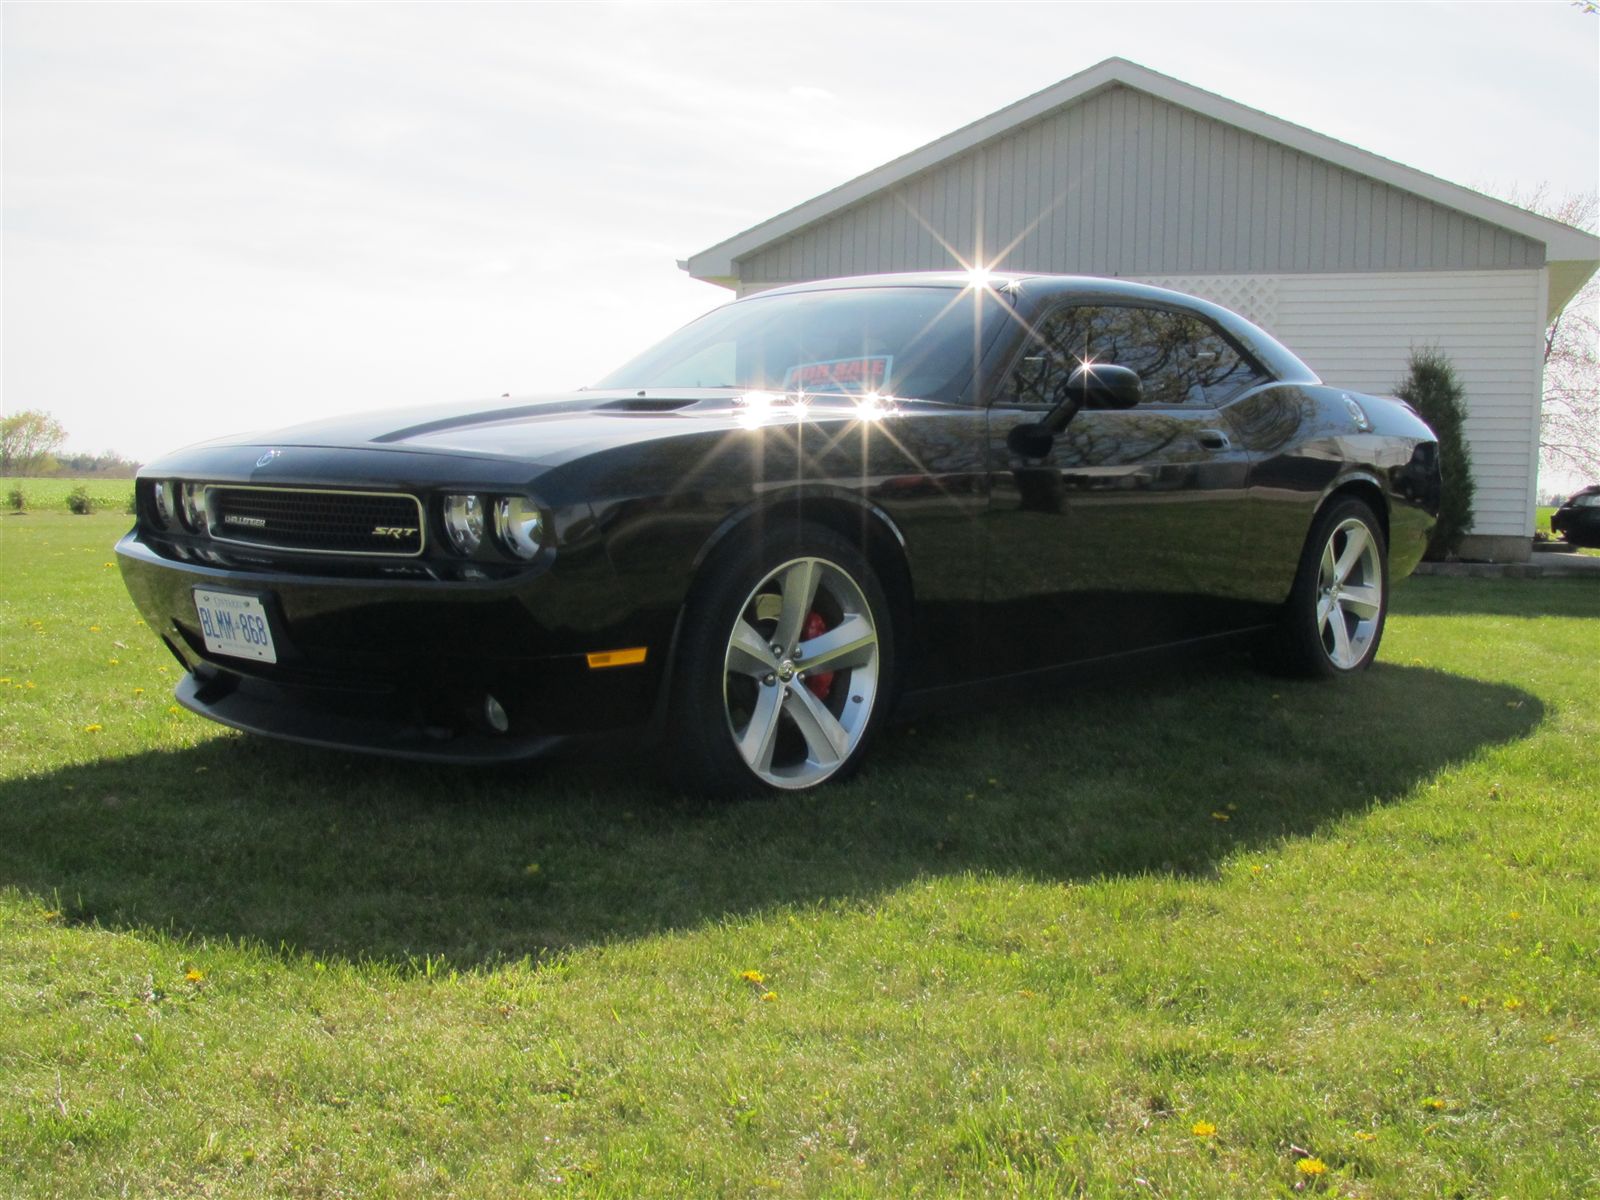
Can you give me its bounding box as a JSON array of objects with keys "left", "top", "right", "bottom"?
[{"left": 3, "top": 1, "right": 1597, "bottom": 466}]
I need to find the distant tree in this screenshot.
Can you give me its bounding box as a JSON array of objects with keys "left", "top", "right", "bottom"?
[
  {"left": 1492, "top": 185, "right": 1599, "bottom": 483},
  {"left": 0, "top": 410, "right": 68, "bottom": 477},
  {"left": 1397, "top": 349, "right": 1474, "bottom": 560}
]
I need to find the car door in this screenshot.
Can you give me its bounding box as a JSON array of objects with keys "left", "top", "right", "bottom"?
[{"left": 982, "top": 301, "right": 1265, "bottom": 675}]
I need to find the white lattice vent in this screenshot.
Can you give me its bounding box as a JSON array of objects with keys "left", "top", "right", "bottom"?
[{"left": 1130, "top": 275, "right": 1281, "bottom": 332}]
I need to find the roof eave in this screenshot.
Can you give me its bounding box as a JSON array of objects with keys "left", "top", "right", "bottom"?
[{"left": 682, "top": 56, "right": 1600, "bottom": 283}]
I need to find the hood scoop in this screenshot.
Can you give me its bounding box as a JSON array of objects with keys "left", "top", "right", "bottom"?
[{"left": 595, "top": 396, "right": 699, "bottom": 414}]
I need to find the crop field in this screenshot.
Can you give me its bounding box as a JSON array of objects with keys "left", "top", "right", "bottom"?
[
  {"left": 1, "top": 508, "right": 1597, "bottom": 1198},
  {"left": 3, "top": 477, "right": 135, "bottom": 517}
]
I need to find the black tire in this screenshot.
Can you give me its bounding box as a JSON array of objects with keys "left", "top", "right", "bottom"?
[
  {"left": 1268, "top": 497, "right": 1389, "bottom": 678},
  {"left": 668, "top": 521, "right": 896, "bottom": 796}
]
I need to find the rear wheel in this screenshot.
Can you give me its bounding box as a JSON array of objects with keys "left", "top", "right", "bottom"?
[
  {"left": 671, "top": 523, "right": 894, "bottom": 795},
  {"left": 1270, "top": 497, "right": 1388, "bottom": 677}
]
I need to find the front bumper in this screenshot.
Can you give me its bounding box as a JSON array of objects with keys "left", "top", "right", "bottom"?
[{"left": 117, "top": 530, "right": 668, "bottom": 760}]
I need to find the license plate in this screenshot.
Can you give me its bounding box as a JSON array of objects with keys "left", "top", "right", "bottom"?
[{"left": 193, "top": 589, "right": 277, "bottom": 663}]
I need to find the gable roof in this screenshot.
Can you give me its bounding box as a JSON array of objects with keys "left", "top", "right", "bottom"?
[{"left": 684, "top": 57, "right": 1598, "bottom": 313}]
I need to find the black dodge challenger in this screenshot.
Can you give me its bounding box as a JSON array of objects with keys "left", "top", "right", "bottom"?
[{"left": 118, "top": 273, "right": 1440, "bottom": 793}]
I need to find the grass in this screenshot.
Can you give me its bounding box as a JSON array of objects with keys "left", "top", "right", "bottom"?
[
  {"left": 2, "top": 509, "right": 1598, "bottom": 1198},
  {"left": 4, "top": 476, "right": 135, "bottom": 516}
]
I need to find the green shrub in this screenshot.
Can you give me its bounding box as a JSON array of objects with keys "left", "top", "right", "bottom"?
[
  {"left": 5, "top": 486, "right": 23, "bottom": 512},
  {"left": 1397, "top": 348, "right": 1474, "bottom": 560},
  {"left": 66, "top": 485, "right": 95, "bottom": 515}
]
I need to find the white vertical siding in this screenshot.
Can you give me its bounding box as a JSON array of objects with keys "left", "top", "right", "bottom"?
[{"left": 1137, "top": 269, "right": 1545, "bottom": 538}]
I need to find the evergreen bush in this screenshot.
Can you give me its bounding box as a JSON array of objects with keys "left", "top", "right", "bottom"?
[
  {"left": 1397, "top": 348, "right": 1474, "bottom": 560},
  {"left": 66, "top": 485, "right": 95, "bottom": 515},
  {"left": 5, "top": 487, "right": 23, "bottom": 512}
]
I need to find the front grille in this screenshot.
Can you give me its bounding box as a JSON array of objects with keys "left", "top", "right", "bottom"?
[{"left": 207, "top": 486, "right": 425, "bottom": 557}]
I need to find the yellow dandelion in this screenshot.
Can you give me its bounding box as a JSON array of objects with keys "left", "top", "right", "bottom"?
[
  {"left": 760, "top": 991, "right": 777, "bottom": 1002},
  {"left": 739, "top": 970, "right": 765, "bottom": 984},
  {"left": 168, "top": 705, "right": 182, "bottom": 715},
  {"left": 1354, "top": 1131, "right": 1377, "bottom": 1142},
  {"left": 1191, "top": 1120, "right": 1216, "bottom": 1138},
  {"left": 84, "top": 723, "right": 103, "bottom": 733},
  {"left": 1503, "top": 996, "right": 1523, "bottom": 1011},
  {"left": 1421, "top": 1097, "right": 1447, "bottom": 1111},
  {"left": 89, "top": 625, "right": 101, "bottom": 632},
  {"left": 42, "top": 910, "right": 61, "bottom": 921},
  {"left": 1458, "top": 994, "right": 1474, "bottom": 1007},
  {"left": 0, "top": 678, "right": 9, "bottom": 685},
  {"left": 108, "top": 658, "right": 120, "bottom": 666},
  {"left": 1296, "top": 1157, "right": 1327, "bottom": 1176},
  {"left": 1210, "top": 811, "right": 1230, "bottom": 822},
  {"left": 24, "top": 681, "right": 35, "bottom": 689},
  {"left": 103, "top": 562, "right": 114, "bottom": 568},
  {"left": 1250, "top": 864, "right": 1263, "bottom": 875},
  {"left": 523, "top": 862, "right": 540, "bottom": 876},
  {"left": 133, "top": 687, "right": 144, "bottom": 696},
  {"left": 185, "top": 968, "right": 204, "bottom": 982},
  {"left": 1508, "top": 911, "right": 1522, "bottom": 920},
  {"left": 1543, "top": 1034, "right": 1558, "bottom": 1045}
]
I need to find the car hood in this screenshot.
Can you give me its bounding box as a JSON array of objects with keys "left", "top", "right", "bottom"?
[{"left": 187, "top": 389, "right": 924, "bottom": 468}]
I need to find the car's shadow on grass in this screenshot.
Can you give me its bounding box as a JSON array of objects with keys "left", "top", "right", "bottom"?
[{"left": 0, "top": 659, "right": 1541, "bottom": 968}]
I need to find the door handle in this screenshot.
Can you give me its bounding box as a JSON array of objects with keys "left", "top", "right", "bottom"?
[{"left": 1197, "top": 429, "right": 1232, "bottom": 451}]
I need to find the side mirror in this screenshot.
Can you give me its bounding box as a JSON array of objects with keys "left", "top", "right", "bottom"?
[
  {"left": 1068, "top": 363, "right": 1142, "bottom": 411},
  {"left": 1039, "top": 363, "right": 1142, "bottom": 432}
]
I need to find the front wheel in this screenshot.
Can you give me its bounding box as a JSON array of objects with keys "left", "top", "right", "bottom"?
[
  {"left": 1270, "top": 497, "right": 1388, "bottom": 677},
  {"left": 670, "top": 523, "right": 895, "bottom": 795}
]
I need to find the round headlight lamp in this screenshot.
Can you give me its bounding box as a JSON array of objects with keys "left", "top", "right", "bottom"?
[
  {"left": 493, "top": 496, "right": 544, "bottom": 561},
  {"left": 152, "top": 480, "right": 176, "bottom": 528},
  {"left": 179, "top": 482, "right": 207, "bottom": 531},
  {"left": 443, "top": 493, "right": 485, "bottom": 555}
]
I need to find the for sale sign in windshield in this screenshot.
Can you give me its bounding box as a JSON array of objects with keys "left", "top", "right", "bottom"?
[{"left": 782, "top": 356, "right": 893, "bottom": 394}]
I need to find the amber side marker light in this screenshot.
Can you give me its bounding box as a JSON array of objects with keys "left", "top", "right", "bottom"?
[{"left": 586, "top": 647, "right": 648, "bottom": 669}]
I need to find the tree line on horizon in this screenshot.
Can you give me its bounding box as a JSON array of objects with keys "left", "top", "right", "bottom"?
[{"left": 0, "top": 410, "right": 141, "bottom": 479}]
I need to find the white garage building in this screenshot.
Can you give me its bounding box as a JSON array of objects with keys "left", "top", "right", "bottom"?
[{"left": 684, "top": 58, "right": 1599, "bottom": 561}]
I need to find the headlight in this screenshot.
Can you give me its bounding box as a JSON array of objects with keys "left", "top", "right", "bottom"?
[
  {"left": 443, "top": 493, "right": 484, "bottom": 555},
  {"left": 494, "top": 496, "right": 544, "bottom": 560},
  {"left": 152, "top": 480, "right": 175, "bottom": 528},
  {"left": 179, "top": 483, "right": 207, "bottom": 532}
]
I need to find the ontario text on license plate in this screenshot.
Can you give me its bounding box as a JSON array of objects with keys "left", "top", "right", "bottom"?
[{"left": 193, "top": 589, "right": 277, "bottom": 663}]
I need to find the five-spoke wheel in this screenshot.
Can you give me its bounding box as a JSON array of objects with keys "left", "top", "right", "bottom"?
[
  {"left": 723, "top": 556, "right": 881, "bottom": 788},
  {"left": 672, "top": 523, "right": 893, "bottom": 794},
  {"left": 1273, "top": 497, "right": 1389, "bottom": 677}
]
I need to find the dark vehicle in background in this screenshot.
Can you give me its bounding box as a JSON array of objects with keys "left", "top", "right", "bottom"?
[
  {"left": 118, "top": 273, "right": 1440, "bottom": 793},
  {"left": 1550, "top": 485, "right": 1600, "bottom": 549}
]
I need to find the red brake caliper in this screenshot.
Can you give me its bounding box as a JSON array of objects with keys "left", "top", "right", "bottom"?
[{"left": 801, "top": 611, "right": 835, "bottom": 700}]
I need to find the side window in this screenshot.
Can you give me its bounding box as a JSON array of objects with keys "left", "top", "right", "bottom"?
[{"left": 1001, "top": 304, "right": 1265, "bottom": 408}]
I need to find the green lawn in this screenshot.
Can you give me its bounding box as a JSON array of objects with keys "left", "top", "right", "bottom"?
[{"left": 2, "top": 510, "right": 1597, "bottom": 1198}]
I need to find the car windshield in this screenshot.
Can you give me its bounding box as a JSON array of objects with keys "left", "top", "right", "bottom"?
[{"left": 594, "top": 286, "right": 1006, "bottom": 403}]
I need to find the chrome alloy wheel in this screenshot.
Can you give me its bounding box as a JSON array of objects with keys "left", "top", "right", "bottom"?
[
  {"left": 1316, "top": 517, "right": 1383, "bottom": 669},
  {"left": 722, "top": 556, "right": 881, "bottom": 789}
]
